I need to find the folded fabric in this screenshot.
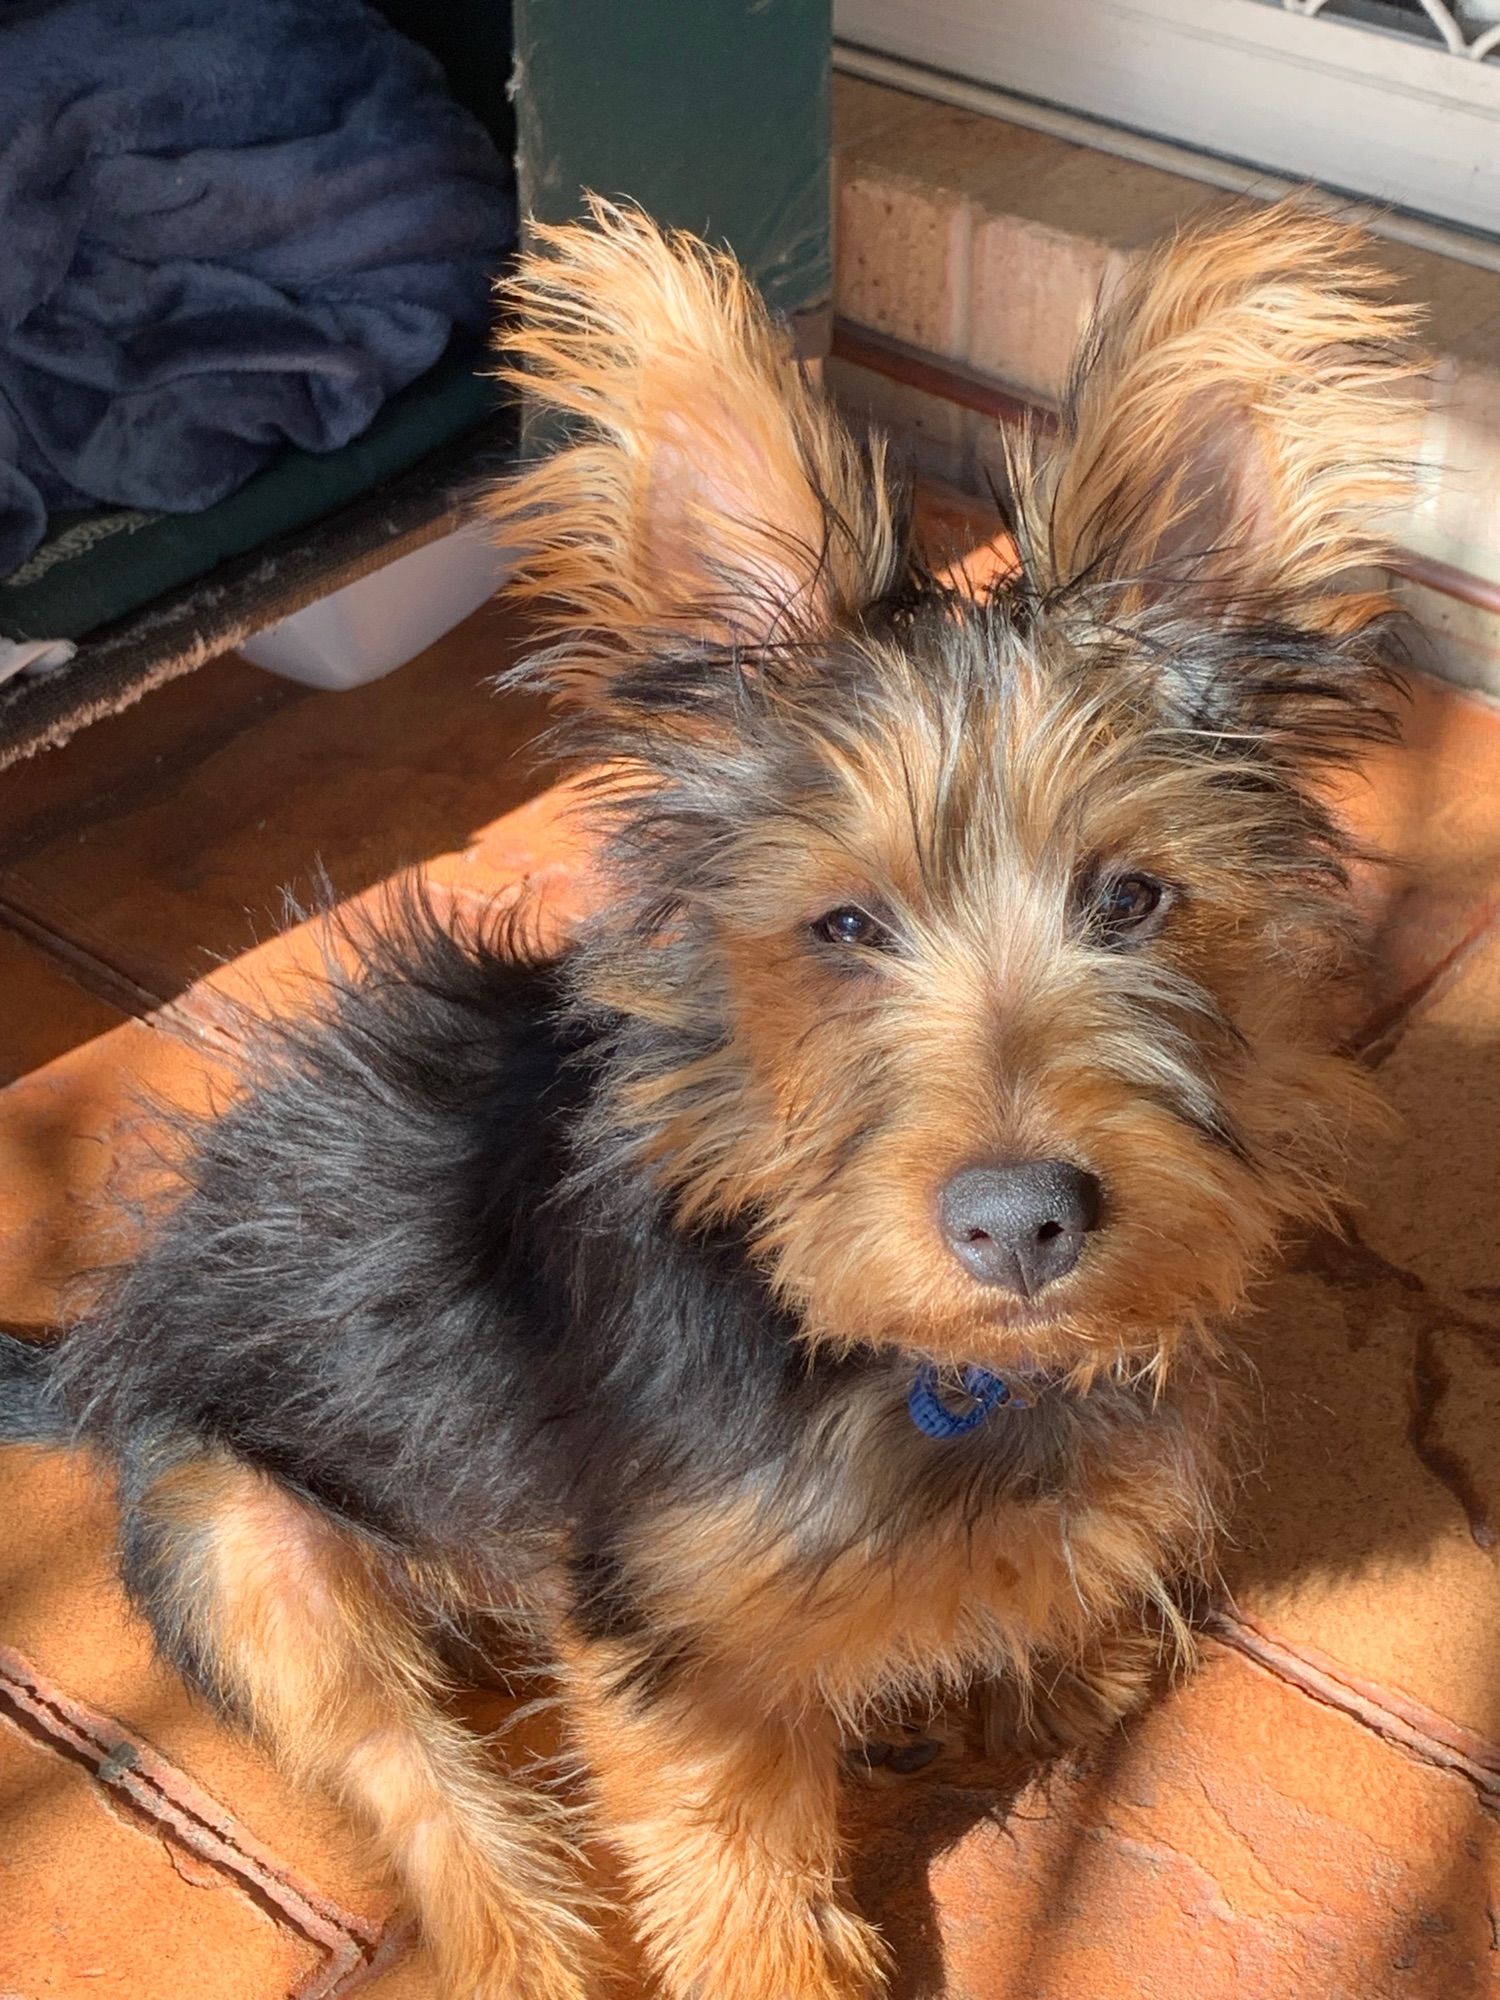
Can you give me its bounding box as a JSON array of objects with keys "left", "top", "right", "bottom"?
[{"left": 0, "top": 0, "right": 516, "bottom": 577}]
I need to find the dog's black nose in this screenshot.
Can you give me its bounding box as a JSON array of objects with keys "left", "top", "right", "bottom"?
[{"left": 939, "top": 1161, "right": 1102, "bottom": 1296}]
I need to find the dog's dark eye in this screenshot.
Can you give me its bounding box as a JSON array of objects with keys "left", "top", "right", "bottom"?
[
  {"left": 1092, "top": 873, "right": 1170, "bottom": 946},
  {"left": 811, "top": 905, "right": 894, "bottom": 952}
]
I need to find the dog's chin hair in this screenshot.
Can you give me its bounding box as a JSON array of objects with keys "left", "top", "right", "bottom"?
[{"left": 812, "top": 1321, "right": 1206, "bottom": 1404}]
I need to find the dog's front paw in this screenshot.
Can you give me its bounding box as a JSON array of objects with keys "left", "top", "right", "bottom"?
[
  {"left": 977, "top": 1627, "right": 1169, "bottom": 1763},
  {"left": 812, "top": 1899, "right": 893, "bottom": 2000},
  {"left": 425, "top": 1893, "right": 600, "bottom": 2000},
  {"left": 693, "top": 1907, "right": 888, "bottom": 2000},
  {"left": 663, "top": 1894, "right": 889, "bottom": 2000}
]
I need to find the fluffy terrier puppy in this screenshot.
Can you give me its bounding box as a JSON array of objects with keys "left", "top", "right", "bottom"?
[{"left": 1, "top": 197, "right": 1421, "bottom": 2000}]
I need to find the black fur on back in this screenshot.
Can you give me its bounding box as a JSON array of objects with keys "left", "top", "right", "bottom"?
[
  {"left": 48, "top": 897, "right": 866, "bottom": 1558},
  {"left": 0, "top": 1328, "right": 63, "bottom": 1444}
]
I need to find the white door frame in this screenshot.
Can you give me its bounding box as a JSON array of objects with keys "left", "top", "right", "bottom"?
[{"left": 834, "top": 0, "right": 1500, "bottom": 244}]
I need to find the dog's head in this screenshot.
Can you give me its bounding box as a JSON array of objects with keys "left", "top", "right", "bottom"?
[{"left": 488, "top": 197, "right": 1422, "bottom": 1381}]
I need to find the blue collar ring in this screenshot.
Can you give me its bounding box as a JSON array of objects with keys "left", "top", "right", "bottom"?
[{"left": 907, "top": 1362, "right": 1029, "bottom": 1440}]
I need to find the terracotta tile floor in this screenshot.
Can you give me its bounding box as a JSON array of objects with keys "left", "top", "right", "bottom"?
[{"left": 5, "top": 505, "right": 1500, "bottom": 1998}]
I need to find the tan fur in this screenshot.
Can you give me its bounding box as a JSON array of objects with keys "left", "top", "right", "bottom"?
[
  {"left": 614, "top": 1370, "right": 1226, "bottom": 1728},
  {"left": 974, "top": 1614, "right": 1179, "bottom": 1760},
  {"left": 538, "top": 1350, "right": 1227, "bottom": 1994},
  {"left": 138, "top": 1459, "right": 595, "bottom": 2000},
  {"left": 562, "top": 1639, "right": 888, "bottom": 2000},
  {"left": 1026, "top": 197, "right": 1424, "bottom": 625},
  {"left": 486, "top": 197, "right": 900, "bottom": 686}
]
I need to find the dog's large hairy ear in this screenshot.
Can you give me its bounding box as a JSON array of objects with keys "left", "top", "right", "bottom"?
[
  {"left": 1025, "top": 199, "right": 1424, "bottom": 636},
  {"left": 484, "top": 200, "right": 901, "bottom": 698}
]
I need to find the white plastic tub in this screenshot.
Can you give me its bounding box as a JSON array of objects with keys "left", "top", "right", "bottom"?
[{"left": 239, "top": 524, "right": 510, "bottom": 689}]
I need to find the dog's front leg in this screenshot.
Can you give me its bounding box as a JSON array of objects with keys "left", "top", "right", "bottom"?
[
  {"left": 125, "top": 1455, "right": 596, "bottom": 2000},
  {"left": 975, "top": 1612, "right": 1180, "bottom": 1762},
  {"left": 563, "top": 1640, "right": 889, "bottom": 2000}
]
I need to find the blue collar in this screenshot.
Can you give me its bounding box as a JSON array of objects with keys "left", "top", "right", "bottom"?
[{"left": 907, "top": 1362, "right": 1030, "bottom": 1439}]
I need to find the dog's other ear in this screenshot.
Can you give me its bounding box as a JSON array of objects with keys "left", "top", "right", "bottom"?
[
  {"left": 1025, "top": 199, "right": 1424, "bottom": 637},
  {"left": 485, "top": 200, "right": 901, "bottom": 698}
]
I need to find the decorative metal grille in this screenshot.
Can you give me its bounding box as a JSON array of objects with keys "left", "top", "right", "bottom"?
[{"left": 1282, "top": 0, "right": 1500, "bottom": 59}]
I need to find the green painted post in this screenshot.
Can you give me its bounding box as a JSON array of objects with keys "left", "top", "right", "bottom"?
[{"left": 514, "top": 0, "right": 832, "bottom": 352}]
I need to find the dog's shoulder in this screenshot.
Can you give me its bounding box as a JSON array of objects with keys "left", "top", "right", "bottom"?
[{"left": 57, "top": 900, "right": 589, "bottom": 1531}]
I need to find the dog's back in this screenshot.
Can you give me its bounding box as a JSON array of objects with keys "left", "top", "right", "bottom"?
[
  {"left": 45, "top": 902, "right": 587, "bottom": 1548},
  {"left": 0, "top": 1326, "right": 61, "bottom": 1443}
]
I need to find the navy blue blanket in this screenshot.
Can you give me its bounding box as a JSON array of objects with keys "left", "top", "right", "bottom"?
[{"left": 0, "top": 0, "right": 515, "bottom": 577}]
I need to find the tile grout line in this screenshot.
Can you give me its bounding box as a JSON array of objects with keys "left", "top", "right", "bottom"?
[
  {"left": 0, "top": 1641, "right": 393, "bottom": 1982},
  {"left": 0, "top": 892, "right": 169, "bottom": 1017},
  {"left": 1354, "top": 894, "right": 1500, "bottom": 1066},
  {"left": 312, "top": 1921, "right": 422, "bottom": 2000},
  {"left": 1207, "top": 1609, "right": 1500, "bottom": 1806}
]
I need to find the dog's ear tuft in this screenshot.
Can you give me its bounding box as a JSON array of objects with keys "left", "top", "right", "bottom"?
[
  {"left": 485, "top": 199, "right": 902, "bottom": 700},
  {"left": 1023, "top": 198, "right": 1425, "bottom": 639}
]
